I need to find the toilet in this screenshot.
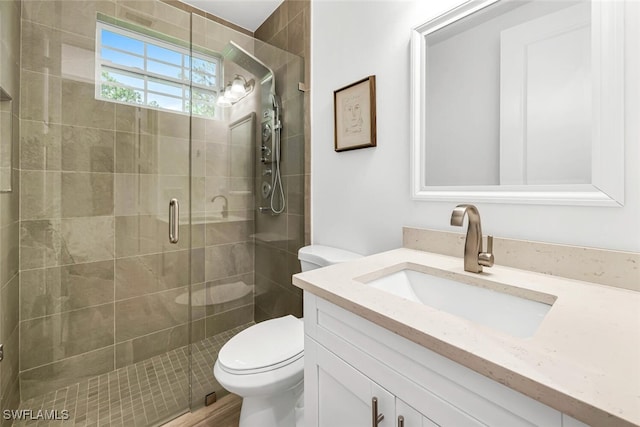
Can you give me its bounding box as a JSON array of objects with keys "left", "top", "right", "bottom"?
[{"left": 213, "top": 245, "right": 362, "bottom": 427}]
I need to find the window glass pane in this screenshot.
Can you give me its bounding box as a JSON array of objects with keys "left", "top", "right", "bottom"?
[
  {"left": 101, "top": 84, "right": 144, "bottom": 105},
  {"left": 148, "top": 60, "right": 184, "bottom": 81},
  {"left": 97, "top": 24, "right": 220, "bottom": 118},
  {"left": 147, "top": 93, "right": 183, "bottom": 112},
  {"left": 190, "top": 102, "right": 216, "bottom": 118},
  {"left": 148, "top": 79, "right": 184, "bottom": 98},
  {"left": 101, "top": 47, "right": 144, "bottom": 70},
  {"left": 101, "top": 29, "right": 144, "bottom": 55},
  {"left": 192, "top": 71, "right": 216, "bottom": 88},
  {"left": 148, "top": 44, "right": 183, "bottom": 66},
  {"left": 192, "top": 88, "right": 216, "bottom": 103},
  {"left": 101, "top": 69, "right": 145, "bottom": 89},
  {"left": 191, "top": 58, "right": 216, "bottom": 87}
]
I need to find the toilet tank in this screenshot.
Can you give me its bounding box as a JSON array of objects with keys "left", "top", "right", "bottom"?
[{"left": 298, "top": 245, "right": 363, "bottom": 272}]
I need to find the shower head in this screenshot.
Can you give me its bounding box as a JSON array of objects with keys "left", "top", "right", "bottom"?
[{"left": 222, "top": 41, "right": 275, "bottom": 94}]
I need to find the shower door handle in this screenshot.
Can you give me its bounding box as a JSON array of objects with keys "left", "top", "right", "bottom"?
[{"left": 169, "top": 198, "right": 179, "bottom": 244}]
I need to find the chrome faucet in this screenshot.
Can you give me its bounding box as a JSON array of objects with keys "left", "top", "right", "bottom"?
[
  {"left": 211, "top": 195, "right": 228, "bottom": 219},
  {"left": 450, "top": 204, "right": 494, "bottom": 273}
]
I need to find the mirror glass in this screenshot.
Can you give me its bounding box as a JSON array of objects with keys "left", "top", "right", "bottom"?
[{"left": 411, "top": 0, "right": 625, "bottom": 205}]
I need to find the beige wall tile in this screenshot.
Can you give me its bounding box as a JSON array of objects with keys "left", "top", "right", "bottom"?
[
  {"left": 191, "top": 177, "right": 206, "bottom": 214},
  {"left": 287, "top": 214, "right": 304, "bottom": 253},
  {"left": 205, "top": 220, "right": 254, "bottom": 246},
  {"left": 287, "top": 11, "right": 304, "bottom": 56},
  {"left": 61, "top": 126, "right": 114, "bottom": 172},
  {"left": 20, "top": 70, "right": 62, "bottom": 124},
  {"left": 0, "top": 170, "right": 20, "bottom": 228},
  {"left": 20, "top": 170, "right": 61, "bottom": 220},
  {"left": 115, "top": 323, "right": 188, "bottom": 368},
  {"left": 191, "top": 248, "right": 205, "bottom": 285},
  {"left": 61, "top": 80, "right": 115, "bottom": 130},
  {"left": 286, "top": 175, "right": 303, "bottom": 215},
  {"left": 20, "top": 20, "right": 62, "bottom": 76},
  {"left": 204, "top": 304, "right": 253, "bottom": 338},
  {"left": 20, "top": 121, "right": 62, "bottom": 171},
  {"left": 0, "top": 223, "right": 19, "bottom": 287},
  {"left": 205, "top": 242, "right": 253, "bottom": 282},
  {"left": 204, "top": 273, "right": 254, "bottom": 316},
  {"left": 23, "top": 0, "right": 115, "bottom": 39},
  {"left": 114, "top": 173, "right": 156, "bottom": 216},
  {"left": 255, "top": 275, "right": 302, "bottom": 322},
  {"left": 205, "top": 143, "right": 229, "bottom": 177},
  {"left": 115, "top": 287, "right": 188, "bottom": 342},
  {"left": 115, "top": 250, "right": 189, "bottom": 300},
  {"left": 20, "top": 219, "right": 62, "bottom": 270},
  {"left": 254, "top": 243, "right": 291, "bottom": 286},
  {"left": 1, "top": 275, "right": 19, "bottom": 345},
  {"left": 61, "top": 172, "right": 114, "bottom": 218},
  {"left": 281, "top": 134, "right": 304, "bottom": 176},
  {"left": 115, "top": 215, "right": 161, "bottom": 257},
  {"left": 116, "top": 2, "right": 190, "bottom": 41},
  {"left": 20, "top": 261, "right": 114, "bottom": 321},
  {"left": 191, "top": 319, "right": 205, "bottom": 343},
  {"left": 60, "top": 216, "right": 114, "bottom": 265},
  {"left": 20, "top": 304, "right": 114, "bottom": 370},
  {"left": 19, "top": 346, "right": 114, "bottom": 401}
]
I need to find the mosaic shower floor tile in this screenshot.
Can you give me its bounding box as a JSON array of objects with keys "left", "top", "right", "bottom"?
[{"left": 14, "top": 324, "right": 252, "bottom": 427}]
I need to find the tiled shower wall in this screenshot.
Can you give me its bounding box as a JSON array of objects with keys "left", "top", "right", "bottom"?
[
  {"left": 190, "top": 12, "right": 259, "bottom": 346},
  {"left": 18, "top": 0, "right": 257, "bottom": 402},
  {"left": 0, "top": 0, "right": 21, "bottom": 421},
  {"left": 253, "top": 0, "right": 310, "bottom": 322}
]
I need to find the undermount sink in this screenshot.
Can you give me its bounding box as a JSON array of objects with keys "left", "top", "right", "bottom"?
[{"left": 361, "top": 267, "right": 554, "bottom": 338}]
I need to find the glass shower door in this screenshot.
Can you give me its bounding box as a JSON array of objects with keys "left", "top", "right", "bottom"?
[{"left": 17, "top": 1, "right": 193, "bottom": 425}]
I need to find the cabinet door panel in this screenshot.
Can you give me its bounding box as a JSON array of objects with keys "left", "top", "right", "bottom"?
[
  {"left": 397, "top": 399, "right": 439, "bottom": 427},
  {"left": 316, "top": 343, "right": 394, "bottom": 427}
]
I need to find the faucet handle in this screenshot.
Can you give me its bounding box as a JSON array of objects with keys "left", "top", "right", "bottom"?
[{"left": 479, "top": 235, "right": 494, "bottom": 268}]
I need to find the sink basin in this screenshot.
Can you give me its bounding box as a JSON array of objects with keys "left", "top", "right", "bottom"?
[{"left": 362, "top": 268, "right": 554, "bottom": 338}]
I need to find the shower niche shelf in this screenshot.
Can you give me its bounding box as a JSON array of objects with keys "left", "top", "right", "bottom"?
[{"left": 0, "top": 86, "right": 13, "bottom": 193}]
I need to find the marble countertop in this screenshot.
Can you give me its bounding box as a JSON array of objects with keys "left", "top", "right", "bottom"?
[{"left": 292, "top": 248, "right": 640, "bottom": 427}]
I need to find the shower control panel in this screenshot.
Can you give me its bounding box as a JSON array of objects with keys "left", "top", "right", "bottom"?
[{"left": 261, "top": 122, "right": 274, "bottom": 163}]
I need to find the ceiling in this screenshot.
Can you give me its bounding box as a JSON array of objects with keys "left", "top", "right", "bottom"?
[{"left": 180, "top": 0, "right": 285, "bottom": 32}]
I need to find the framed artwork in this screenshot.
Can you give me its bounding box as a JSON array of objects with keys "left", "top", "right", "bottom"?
[{"left": 333, "top": 75, "right": 376, "bottom": 152}]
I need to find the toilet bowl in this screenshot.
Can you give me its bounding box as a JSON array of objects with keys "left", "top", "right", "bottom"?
[{"left": 213, "top": 245, "right": 362, "bottom": 427}]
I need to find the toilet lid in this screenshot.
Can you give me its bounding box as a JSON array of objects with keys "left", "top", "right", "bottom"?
[{"left": 218, "top": 315, "right": 303, "bottom": 374}]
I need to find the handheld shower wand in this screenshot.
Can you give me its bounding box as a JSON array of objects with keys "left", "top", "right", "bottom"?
[{"left": 269, "top": 93, "right": 285, "bottom": 214}]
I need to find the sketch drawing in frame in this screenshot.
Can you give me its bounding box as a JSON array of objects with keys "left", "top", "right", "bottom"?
[{"left": 334, "top": 75, "right": 377, "bottom": 152}]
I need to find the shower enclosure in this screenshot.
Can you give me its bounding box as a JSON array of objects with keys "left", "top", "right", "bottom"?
[{"left": 13, "top": 1, "right": 304, "bottom": 425}]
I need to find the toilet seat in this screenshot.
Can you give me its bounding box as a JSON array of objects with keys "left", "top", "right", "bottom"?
[{"left": 218, "top": 315, "right": 304, "bottom": 375}]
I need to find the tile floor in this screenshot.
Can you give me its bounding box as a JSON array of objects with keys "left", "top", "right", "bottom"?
[{"left": 14, "top": 323, "right": 252, "bottom": 427}]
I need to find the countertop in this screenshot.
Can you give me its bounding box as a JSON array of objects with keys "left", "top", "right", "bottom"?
[{"left": 292, "top": 248, "right": 640, "bottom": 427}]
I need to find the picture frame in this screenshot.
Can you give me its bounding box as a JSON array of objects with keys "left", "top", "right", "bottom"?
[{"left": 333, "top": 75, "right": 376, "bottom": 152}]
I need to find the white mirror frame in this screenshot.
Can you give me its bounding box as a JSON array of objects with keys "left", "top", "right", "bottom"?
[{"left": 410, "top": 0, "right": 625, "bottom": 206}]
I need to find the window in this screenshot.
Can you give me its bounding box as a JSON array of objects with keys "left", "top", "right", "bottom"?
[{"left": 96, "top": 21, "right": 221, "bottom": 118}]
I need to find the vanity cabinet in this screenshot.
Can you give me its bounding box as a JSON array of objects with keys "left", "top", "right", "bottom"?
[
  {"left": 303, "top": 293, "right": 589, "bottom": 427},
  {"left": 306, "top": 339, "right": 455, "bottom": 427}
]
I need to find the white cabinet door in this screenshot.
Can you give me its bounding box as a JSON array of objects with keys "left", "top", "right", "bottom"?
[
  {"left": 396, "top": 399, "right": 439, "bottom": 427},
  {"left": 308, "top": 339, "right": 395, "bottom": 427}
]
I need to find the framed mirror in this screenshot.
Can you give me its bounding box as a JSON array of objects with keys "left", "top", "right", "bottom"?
[
  {"left": 0, "top": 86, "right": 13, "bottom": 192},
  {"left": 410, "top": 0, "right": 625, "bottom": 206}
]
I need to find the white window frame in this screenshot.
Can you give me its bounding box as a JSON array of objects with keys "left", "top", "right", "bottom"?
[{"left": 95, "top": 21, "right": 222, "bottom": 118}]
